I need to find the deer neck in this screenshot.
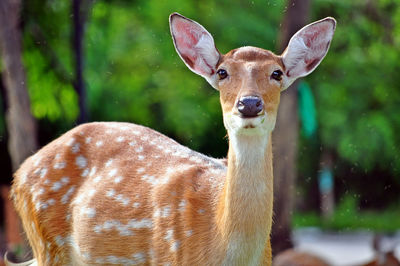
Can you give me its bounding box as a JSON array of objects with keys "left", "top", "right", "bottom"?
[{"left": 216, "top": 132, "right": 274, "bottom": 265}]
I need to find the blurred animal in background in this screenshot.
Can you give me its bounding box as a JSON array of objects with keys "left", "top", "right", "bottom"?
[
  {"left": 273, "top": 249, "right": 330, "bottom": 266},
  {"left": 363, "top": 234, "right": 400, "bottom": 266}
]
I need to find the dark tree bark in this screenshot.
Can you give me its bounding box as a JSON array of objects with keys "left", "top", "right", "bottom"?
[
  {"left": 271, "top": 0, "right": 311, "bottom": 255},
  {"left": 0, "top": 0, "right": 38, "bottom": 171},
  {"left": 72, "top": 0, "right": 93, "bottom": 124},
  {"left": 0, "top": 0, "right": 38, "bottom": 258}
]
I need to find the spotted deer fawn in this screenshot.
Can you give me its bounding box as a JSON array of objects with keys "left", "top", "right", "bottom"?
[{"left": 9, "top": 13, "right": 335, "bottom": 266}]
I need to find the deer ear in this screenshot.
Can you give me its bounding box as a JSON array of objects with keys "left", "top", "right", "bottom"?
[
  {"left": 170, "top": 13, "right": 221, "bottom": 88},
  {"left": 281, "top": 17, "right": 336, "bottom": 89}
]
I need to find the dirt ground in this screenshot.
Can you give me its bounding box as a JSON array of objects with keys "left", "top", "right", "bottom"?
[{"left": 293, "top": 228, "right": 400, "bottom": 266}]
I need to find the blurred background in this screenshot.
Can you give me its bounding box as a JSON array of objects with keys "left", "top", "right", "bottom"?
[{"left": 0, "top": 0, "right": 399, "bottom": 265}]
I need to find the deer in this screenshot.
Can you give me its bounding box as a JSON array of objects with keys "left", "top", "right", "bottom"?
[
  {"left": 8, "top": 13, "right": 336, "bottom": 266},
  {"left": 273, "top": 249, "right": 330, "bottom": 266}
]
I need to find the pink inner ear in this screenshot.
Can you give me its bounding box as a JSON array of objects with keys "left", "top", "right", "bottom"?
[
  {"left": 171, "top": 16, "right": 219, "bottom": 77},
  {"left": 302, "top": 23, "right": 332, "bottom": 48},
  {"left": 304, "top": 31, "right": 319, "bottom": 48},
  {"left": 173, "top": 19, "right": 203, "bottom": 69},
  {"left": 175, "top": 21, "right": 199, "bottom": 46},
  {"left": 302, "top": 22, "right": 333, "bottom": 71},
  {"left": 283, "top": 19, "right": 334, "bottom": 80}
]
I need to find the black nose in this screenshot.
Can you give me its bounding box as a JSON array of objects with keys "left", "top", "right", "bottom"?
[{"left": 237, "top": 96, "right": 264, "bottom": 118}]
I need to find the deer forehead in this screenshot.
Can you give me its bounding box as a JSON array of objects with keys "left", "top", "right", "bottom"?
[
  {"left": 219, "top": 46, "right": 283, "bottom": 82},
  {"left": 221, "top": 46, "right": 282, "bottom": 68},
  {"left": 225, "top": 46, "right": 280, "bottom": 62},
  {"left": 217, "top": 47, "right": 283, "bottom": 106}
]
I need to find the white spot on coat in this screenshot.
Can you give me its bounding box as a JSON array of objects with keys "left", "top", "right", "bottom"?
[
  {"left": 133, "top": 253, "right": 146, "bottom": 264},
  {"left": 161, "top": 206, "right": 171, "bottom": 218},
  {"left": 140, "top": 136, "right": 149, "bottom": 141},
  {"left": 141, "top": 174, "right": 169, "bottom": 186},
  {"left": 93, "top": 218, "right": 152, "bottom": 236},
  {"left": 51, "top": 181, "right": 63, "bottom": 192},
  {"left": 35, "top": 201, "right": 48, "bottom": 211},
  {"left": 39, "top": 168, "right": 48, "bottom": 178},
  {"left": 66, "top": 138, "right": 75, "bottom": 146},
  {"left": 38, "top": 188, "right": 45, "bottom": 195},
  {"left": 114, "top": 176, "right": 123, "bottom": 183},
  {"left": 164, "top": 229, "right": 173, "bottom": 241},
  {"left": 106, "top": 189, "right": 115, "bottom": 197},
  {"left": 76, "top": 156, "right": 87, "bottom": 169},
  {"left": 73, "top": 193, "right": 85, "bottom": 205},
  {"left": 72, "top": 143, "right": 80, "bottom": 153},
  {"left": 178, "top": 200, "right": 186, "bottom": 212},
  {"left": 88, "top": 189, "right": 96, "bottom": 196},
  {"left": 93, "top": 175, "right": 102, "bottom": 183},
  {"left": 19, "top": 172, "right": 28, "bottom": 184},
  {"left": 55, "top": 235, "right": 66, "bottom": 247},
  {"left": 170, "top": 241, "right": 180, "bottom": 252},
  {"left": 185, "top": 230, "right": 193, "bottom": 237},
  {"left": 33, "top": 156, "right": 42, "bottom": 167},
  {"left": 108, "top": 169, "right": 117, "bottom": 177},
  {"left": 54, "top": 162, "right": 66, "bottom": 169},
  {"left": 61, "top": 186, "right": 76, "bottom": 204},
  {"left": 89, "top": 167, "right": 97, "bottom": 177},
  {"left": 105, "top": 159, "right": 113, "bottom": 167},
  {"left": 83, "top": 207, "right": 96, "bottom": 218},
  {"left": 129, "top": 141, "right": 136, "bottom": 146},
  {"left": 81, "top": 168, "right": 90, "bottom": 177}
]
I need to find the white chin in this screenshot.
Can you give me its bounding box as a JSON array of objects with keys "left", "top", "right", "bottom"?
[{"left": 224, "top": 114, "right": 274, "bottom": 136}]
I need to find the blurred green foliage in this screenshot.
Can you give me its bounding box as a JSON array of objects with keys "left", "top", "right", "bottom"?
[
  {"left": 0, "top": 0, "right": 399, "bottom": 215},
  {"left": 22, "top": 0, "right": 78, "bottom": 124},
  {"left": 311, "top": 0, "right": 400, "bottom": 175},
  {"left": 293, "top": 195, "right": 400, "bottom": 232}
]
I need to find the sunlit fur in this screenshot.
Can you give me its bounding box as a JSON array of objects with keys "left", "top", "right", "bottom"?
[{"left": 10, "top": 13, "right": 335, "bottom": 266}]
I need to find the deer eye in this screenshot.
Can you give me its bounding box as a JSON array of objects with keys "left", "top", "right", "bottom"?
[
  {"left": 217, "top": 69, "right": 228, "bottom": 80},
  {"left": 270, "top": 70, "right": 283, "bottom": 81}
]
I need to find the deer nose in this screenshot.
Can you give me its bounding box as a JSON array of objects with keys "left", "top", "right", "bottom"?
[{"left": 237, "top": 96, "right": 264, "bottom": 118}]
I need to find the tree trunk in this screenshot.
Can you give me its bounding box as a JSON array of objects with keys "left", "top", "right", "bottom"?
[
  {"left": 271, "top": 0, "right": 311, "bottom": 255},
  {"left": 0, "top": 0, "right": 38, "bottom": 259},
  {"left": 72, "top": 0, "right": 93, "bottom": 124},
  {"left": 0, "top": 0, "right": 38, "bottom": 170}
]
